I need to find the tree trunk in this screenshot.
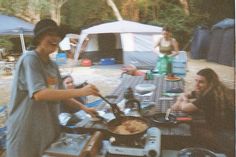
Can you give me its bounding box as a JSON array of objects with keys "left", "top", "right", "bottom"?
[
  {"left": 49, "top": 0, "right": 68, "bottom": 24},
  {"left": 179, "top": 0, "right": 190, "bottom": 16},
  {"left": 27, "top": 0, "right": 40, "bottom": 23},
  {"left": 106, "top": 0, "right": 123, "bottom": 20},
  {"left": 121, "top": 0, "right": 139, "bottom": 21}
]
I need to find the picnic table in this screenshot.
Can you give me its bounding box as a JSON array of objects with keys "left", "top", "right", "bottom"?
[{"left": 65, "top": 75, "right": 192, "bottom": 140}]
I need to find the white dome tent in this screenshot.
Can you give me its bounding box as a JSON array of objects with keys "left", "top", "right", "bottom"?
[{"left": 74, "top": 20, "right": 163, "bottom": 68}]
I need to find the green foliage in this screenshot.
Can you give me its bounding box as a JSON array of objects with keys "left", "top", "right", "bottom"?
[
  {"left": 61, "top": 0, "right": 115, "bottom": 31},
  {"left": 0, "top": 0, "right": 28, "bottom": 14},
  {"left": 136, "top": 0, "right": 234, "bottom": 50},
  {"left": 145, "top": 1, "right": 192, "bottom": 49},
  {"left": 189, "top": 0, "right": 234, "bottom": 26},
  {"left": 0, "top": 37, "right": 14, "bottom": 50},
  {"left": 0, "top": 0, "right": 234, "bottom": 51}
]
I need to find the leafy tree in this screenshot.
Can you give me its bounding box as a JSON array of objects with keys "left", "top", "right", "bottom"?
[
  {"left": 189, "top": 0, "right": 234, "bottom": 26},
  {"left": 120, "top": 0, "right": 140, "bottom": 21},
  {"left": 0, "top": 0, "right": 234, "bottom": 50},
  {"left": 0, "top": 37, "right": 13, "bottom": 50},
  {"left": 61, "top": 0, "right": 115, "bottom": 31}
]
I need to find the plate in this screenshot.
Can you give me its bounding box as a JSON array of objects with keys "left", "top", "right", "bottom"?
[{"left": 165, "top": 76, "right": 181, "bottom": 81}]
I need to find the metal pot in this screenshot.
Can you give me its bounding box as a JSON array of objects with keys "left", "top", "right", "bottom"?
[{"left": 177, "top": 147, "right": 217, "bottom": 157}]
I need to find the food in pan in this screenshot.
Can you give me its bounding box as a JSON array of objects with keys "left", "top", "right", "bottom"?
[{"left": 110, "top": 119, "right": 148, "bottom": 135}]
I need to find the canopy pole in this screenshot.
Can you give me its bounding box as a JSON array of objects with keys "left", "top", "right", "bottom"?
[{"left": 20, "top": 33, "right": 26, "bottom": 53}]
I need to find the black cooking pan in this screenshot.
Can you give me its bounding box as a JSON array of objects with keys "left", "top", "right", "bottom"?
[
  {"left": 151, "top": 113, "right": 177, "bottom": 126},
  {"left": 151, "top": 113, "right": 192, "bottom": 126}
]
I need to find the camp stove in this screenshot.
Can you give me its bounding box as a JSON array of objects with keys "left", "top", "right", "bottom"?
[{"left": 106, "top": 127, "right": 161, "bottom": 157}]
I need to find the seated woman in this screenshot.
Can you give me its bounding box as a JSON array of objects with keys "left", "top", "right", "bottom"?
[
  {"left": 62, "top": 75, "right": 96, "bottom": 114},
  {"left": 63, "top": 75, "right": 87, "bottom": 103},
  {"left": 172, "top": 68, "right": 234, "bottom": 156}
]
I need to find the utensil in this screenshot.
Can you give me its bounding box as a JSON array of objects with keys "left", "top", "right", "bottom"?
[
  {"left": 98, "top": 94, "right": 124, "bottom": 119},
  {"left": 94, "top": 114, "right": 108, "bottom": 125},
  {"left": 165, "top": 108, "right": 171, "bottom": 121}
]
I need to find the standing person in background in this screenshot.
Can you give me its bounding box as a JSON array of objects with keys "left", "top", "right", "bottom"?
[
  {"left": 7, "top": 19, "right": 100, "bottom": 157},
  {"left": 154, "top": 26, "right": 179, "bottom": 74},
  {"left": 171, "top": 68, "right": 234, "bottom": 156},
  {"left": 155, "top": 26, "right": 179, "bottom": 57}
]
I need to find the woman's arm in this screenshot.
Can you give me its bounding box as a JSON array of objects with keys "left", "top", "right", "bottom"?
[
  {"left": 63, "top": 98, "right": 98, "bottom": 116},
  {"left": 172, "top": 92, "right": 198, "bottom": 113},
  {"left": 33, "top": 84, "right": 99, "bottom": 101},
  {"left": 172, "top": 100, "right": 198, "bottom": 113}
]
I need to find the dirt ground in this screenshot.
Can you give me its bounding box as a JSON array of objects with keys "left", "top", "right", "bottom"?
[
  {"left": 0, "top": 58, "right": 235, "bottom": 157},
  {"left": 0, "top": 58, "right": 234, "bottom": 105}
]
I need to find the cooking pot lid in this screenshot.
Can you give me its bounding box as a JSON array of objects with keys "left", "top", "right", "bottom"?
[
  {"left": 178, "top": 147, "right": 217, "bottom": 157},
  {"left": 135, "top": 84, "right": 156, "bottom": 92}
]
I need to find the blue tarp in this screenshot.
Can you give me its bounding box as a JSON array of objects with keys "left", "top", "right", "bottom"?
[
  {"left": 0, "top": 14, "right": 34, "bottom": 35},
  {"left": 212, "top": 18, "right": 235, "bottom": 30},
  {"left": 207, "top": 18, "right": 235, "bottom": 66},
  {"left": 190, "top": 26, "right": 210, "bottom": 59}
]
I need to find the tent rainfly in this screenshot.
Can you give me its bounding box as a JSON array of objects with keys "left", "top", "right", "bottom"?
[
  {"left": 0, "top": 14, "right": 34, "bottom": 52},
  {"left": 74, "top": 20, "right": 163, "bottom": 68}
]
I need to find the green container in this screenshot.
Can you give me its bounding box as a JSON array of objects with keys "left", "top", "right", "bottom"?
[{"left": 155, "top": 55, "right": 173, "bottom": 75}]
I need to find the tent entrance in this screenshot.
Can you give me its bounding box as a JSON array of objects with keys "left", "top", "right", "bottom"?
[{"left": 80, "top": 33, "right": 123, "bottom": 64}]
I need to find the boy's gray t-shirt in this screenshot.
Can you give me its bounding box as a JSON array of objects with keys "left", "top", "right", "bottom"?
[{"left": 7, "top": 51, "right": 63, "bottom": 157}]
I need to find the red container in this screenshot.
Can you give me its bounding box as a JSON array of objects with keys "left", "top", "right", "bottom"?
[{"left": 81, "top": 59, "right": 92, "bottom": 66}]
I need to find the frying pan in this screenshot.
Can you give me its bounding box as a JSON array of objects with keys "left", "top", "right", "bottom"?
[
  {"left": 151, "top": 113, "right": 192, "bottom": 126},
  {"left": 151, "top": 113, "right": 177, "bottom": 126},
  {"left": 98, "top": 95, "right": 149, "bottom": 140},
  {"left": 106, "top": 116, "right": 149, "bottom": 140}
]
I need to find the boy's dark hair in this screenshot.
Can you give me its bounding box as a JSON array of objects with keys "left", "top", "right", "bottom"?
[{"left": 32, "top": 19, "right": 61, "bottom": 46}]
